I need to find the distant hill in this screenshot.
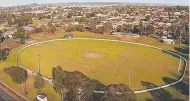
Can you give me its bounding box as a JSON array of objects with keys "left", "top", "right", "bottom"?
[{"left": 1, "top": 2, "right": 188, "bottom": 8}]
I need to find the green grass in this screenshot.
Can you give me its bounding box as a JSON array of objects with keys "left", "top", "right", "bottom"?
[
  {"left": 0, "top": 46, "right": 61, "bottom": 101},
  {"left": 18, "top": 39, "right": 180, "bottom": 90},
  {"left": 32, "top": 19, "right": 51, "bottom": 25}
]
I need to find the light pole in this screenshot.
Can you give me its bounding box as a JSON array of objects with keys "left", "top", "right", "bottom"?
[
  {"left": 177, "top": 57, "right": 181, "bottom": 75},
  {"left": 36, "top": 48, "right": 40, "bottom": 74},
  {"left": 128, "top": 71, "right": 132, "bottom": 87}
]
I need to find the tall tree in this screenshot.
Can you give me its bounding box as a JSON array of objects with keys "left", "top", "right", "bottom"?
[
  {"left": 47, "top": 22, "right": 56, "bottom": 33},
  {"left": 13, "top": 27, "right": 25, "bottom": 39},
  {"left": 52, "top": 65, "right": 66, "bottom": 100},
  {"left": 146, "top": 24, "right": 155, "bottom": 35},
  {"left": 62, "top": 71, "right": 96, "bottom": 101},
  {"left": 14, "top": 13, "right": 32, "bottom": 26},
  {"left": 103, "top": 22, "right": 113, "bottom": 33},
  {"left": 101, "top": 84, "right": 136, "bottom": 101},
  {"left": 34, "top": 73, "right": 45, "bottom": 93},
  {"left": 75, "top": 25, "right": 86, "bottom": 32},
  {"left": 2, "top": 48, "right": 10, "bottom": 61},
  {"left": 139, "top": 22, "right": 145, "bottom": 35},
  {"left": 3, "top": 66, "right": 28, "bottom": 94}
]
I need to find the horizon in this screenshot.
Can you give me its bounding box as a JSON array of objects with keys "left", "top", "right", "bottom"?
[{"left": 0, "top": 0, "right": 189, "bottom": 7}]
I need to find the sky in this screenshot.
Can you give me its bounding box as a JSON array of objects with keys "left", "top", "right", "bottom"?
[{"left": 0, "top": 0, "right": 189, "bottom": 7}]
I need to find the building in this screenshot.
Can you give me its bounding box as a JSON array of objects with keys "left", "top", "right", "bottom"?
[
  {"left": 163, "top": 39, "right": 175, "bottom": 44},
  {"left": 23, "top": 26, "right": 34, "bottom": 32},
  {"left": 36, "top": 93, "right": 47, "bottom": 101},
  {"left": 64, "top": 34, "right": 74, "bottom": 39},
  {"left": 2, "top": 31, "right": 15, "bottom": 38}
]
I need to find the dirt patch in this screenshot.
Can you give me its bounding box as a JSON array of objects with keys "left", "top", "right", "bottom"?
[
  {"left": 0, "top": 39, "right": 20, "bottom": 49},
  {"left": 82, "top": 52, "right": 106, "bottom": 59}
]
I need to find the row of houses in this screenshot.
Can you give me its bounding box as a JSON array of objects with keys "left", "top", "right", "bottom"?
[{"left": 111, "top": 32, "right": 140, "bottom": 38}]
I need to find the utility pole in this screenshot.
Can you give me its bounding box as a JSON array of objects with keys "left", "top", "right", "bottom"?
[
  {"left": 25, "top": 32, "right": 26, "bottom": 44},
  {"left": 36, "top": 48, "right": 40, "bottom": 74}
]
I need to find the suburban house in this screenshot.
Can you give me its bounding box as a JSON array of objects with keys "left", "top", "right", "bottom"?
[
  {"left": 2, "top": 31, "right": 15, "bottom": 38},
  {"left": 23, "top": 26, "right": 34, "bottom": 32}
]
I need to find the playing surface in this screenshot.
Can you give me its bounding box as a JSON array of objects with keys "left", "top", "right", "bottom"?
[{"left": 18, "top": 39, "right": 180, "bottom": 90}]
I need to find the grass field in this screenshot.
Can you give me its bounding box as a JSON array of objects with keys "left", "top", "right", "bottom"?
[{"left": 18, "top": 39, "right": 181, "bottom": 90}]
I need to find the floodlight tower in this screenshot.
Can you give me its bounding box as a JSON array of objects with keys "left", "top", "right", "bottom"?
[
  {"left": 177, "top": 57, "right": 181, "bottom": 75},
  {"left": 36, "top": 48, "right": 40, "bottom": 74},
  {"left": 128, "top": 71, "right": 133, "bottom": 87}
]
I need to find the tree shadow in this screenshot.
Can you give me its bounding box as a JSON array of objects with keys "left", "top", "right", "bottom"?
[
  {"left": 162, "top": 49, "right": 187, "bottom": 80},
  {"left": 162, "top": 50, "right": 180, "bottom": 59},
  {"left": 141, "top": 81, "right": 187, "bottom": 101},
  {"left": 174, "top": 46, "right": 189, "bottom": 55},
  {"left": 162, "top": 77, "right": 189, "bottom": 96},
  {"left": 145, "top": 98, "right": 154, "bottom": 101},
  {"left": 162, "top": 49, "right": 189, "bottom": 60},
  {"left": 141, "top": 81, "right": 173, "bottom": 101},
  {"left": 146, "top": 98, "right": 186, "bottom": 101},
  {"left": 91, "top": 79, "right": 106, "bottom": 101}
]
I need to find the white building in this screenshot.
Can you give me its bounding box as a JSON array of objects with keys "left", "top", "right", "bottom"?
[
  {"left": 163, "top": 39, "right": 175, "bottom": 44},
  {"left": 2, "top": 31, "right": 15, "bottom": 38},
  {"left": 37, "top": 93, "right": 47, "bottom": 101}
]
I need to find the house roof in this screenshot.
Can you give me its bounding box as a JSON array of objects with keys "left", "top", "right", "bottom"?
[{"left": 64, "top": 34, "right": 74, "bottom": 37}]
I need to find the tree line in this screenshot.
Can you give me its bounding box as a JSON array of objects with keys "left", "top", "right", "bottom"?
[
  {"left": 65, "top": 22, "right": 113, "bottom": 34},
  {"left": 52, "top": 65, "right": 136, "bottom": 101},
  {"left": 3, "top": 65, "right": 136, "bottom": 101}
]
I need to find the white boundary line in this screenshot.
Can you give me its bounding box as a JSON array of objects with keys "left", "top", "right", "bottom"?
[{"left": 15, "top": 38, "right": 187, "bottom": 94}]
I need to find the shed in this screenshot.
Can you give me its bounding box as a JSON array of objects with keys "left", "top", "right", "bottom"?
[{"left": 64, "top": 34, "right": 74, "bottom": 39}]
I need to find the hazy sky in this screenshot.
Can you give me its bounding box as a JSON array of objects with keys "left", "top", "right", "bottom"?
[{"left": 0, "top": 0, "right": 189, "bottom": 7}]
